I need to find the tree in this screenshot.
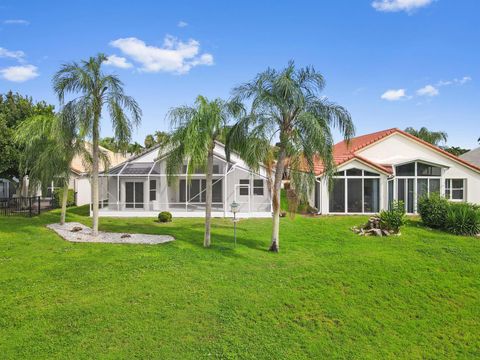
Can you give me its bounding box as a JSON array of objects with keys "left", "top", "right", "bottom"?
[
  {"left": 228, "top": 61, "right": 354, "bottom": 252},
  {"left": 404, "top": 127, "right": 448, "bottom": 146},
  {"left": 127, "top": 142, "right": 144, "bottom": 155},
  {"left": 100, "top": 136, "right": 121, "bottom": 152},
  {"left": 442, "top": 146, "right": 470, "bottom": 157},
  {"left": 144, "top": 134, "right": 155, "bottom": 148},
  {"left": 53, "top": 54, "right": 141, "bottom": 236},
  {"left": 166, "top": 95, "right": 239, "bottom": 247},
  {"left": 15, "top": 111, "right": 86, "bottom": 224},
  {"left": 0, "top": 92, "right": 54, "bottom": 181}
]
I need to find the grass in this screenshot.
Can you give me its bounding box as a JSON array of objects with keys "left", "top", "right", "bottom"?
[{"left": 0, "top": 206, "right": 479, "bottom": 359}]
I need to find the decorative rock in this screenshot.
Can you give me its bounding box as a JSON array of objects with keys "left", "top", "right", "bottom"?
[
  {"left": 71, "top": 226, "right": 82, "bottom": 232},
  {"left": 120, "top": 234, "right": 131, "bottom": 238}
]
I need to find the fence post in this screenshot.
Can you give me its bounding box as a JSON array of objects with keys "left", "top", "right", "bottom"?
[
  {"left": 29, "top": 197, "right": 32, "bottom": 217},
  {"left": 38, "top": 196, "right": 41, "bottom": 215}
]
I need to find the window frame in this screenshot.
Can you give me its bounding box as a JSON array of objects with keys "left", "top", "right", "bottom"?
[
  {"left": 445, "top": 178, "right": 466, "bottom": 202},
  {"left": 239, "top": 179, "right": 250, "bottom": 196},
  {"left": 253, "top": 179, "right": 264, "bottom": 196},
  {"left": 149, "top": 179, "right": 157, "bottom": 201}
]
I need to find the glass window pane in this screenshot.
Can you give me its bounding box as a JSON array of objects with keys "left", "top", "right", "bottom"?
[
  {"left": 397, "top": 179, "right": 406, "bottom": 204},
  {"left": 253, "top": 179, "right": 264, "bottom": 196},
  {"left": 150, "top": 179, "right": 156, "bottom": 190},
  {"left": 348, "top": 178, "right": 362, "bottom": 213},
  {"left": 334, "top": 171, "right": 344, "bottom": 176},
  {"left": 396, "top": 163, "right": 415, "bottom": 176},
  {"left": 126, "top": 182, "right": 134, "bottom": 208},
  {"left": 346, "top": 168, "right": 362, "bottom": 176},
  {"left": 452, "top": 190, "right": 464, "bottom": 200},
  {"left": 407, "top": 179, "right": 414, "bottom": 213},
  {"left": 452, "top": 179, "right": 464, "bottom": 188},
  {"left": 429, "top": 179, "right": 440, "bottom": 194},
  {"left": 239, "top": 179, "right": 249, "bottom": 196},
  {"left": 134, "top": 182, "right": 144, "bottom": 208},
  {"left": 388, "top": 180, "right": 394, "bottom": 210},
  {"left": 364, "top": 179, "right": 379, "bottom": 213},
  {"left": 189, "top": 179, "right": 201, "bottom": 203},
  {"left": 417, "top": 179, "right": 428, "bottom": 200},
  {"left": 329, "top": 178, "right": 345, "bottom": 213},
  {"left": 364, "top": 171, "right": 380, "bottom": 176},
  {"left": 417, "top": 162, "right": 441, "bottom": 176}
]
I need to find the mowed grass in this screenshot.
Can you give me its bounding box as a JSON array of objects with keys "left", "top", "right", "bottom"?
[{"left": 0, "top": 207, "right": 479, "bottom": 359}]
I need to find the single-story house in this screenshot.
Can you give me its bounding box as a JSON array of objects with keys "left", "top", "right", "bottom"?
[
  {"left": 460, "top": 147, "right": 480, "bottom": 167},
  {"left": 312, "top": 128, "right": 480, "bottom": 215},
  {"left": 96, "top": 142, "right": 273, "bottom": 218}
]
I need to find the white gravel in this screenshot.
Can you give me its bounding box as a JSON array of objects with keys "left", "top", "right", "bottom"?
[{"left": 47, "top": 222, "right": 175, "bottom": 245}]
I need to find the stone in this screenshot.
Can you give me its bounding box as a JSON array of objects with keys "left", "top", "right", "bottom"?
[
  {"left": 71, "top": 226, "right": 82, "bottom": 232},
  {"left": 121, "top": 234, "right": 131, "bottom": 238}
]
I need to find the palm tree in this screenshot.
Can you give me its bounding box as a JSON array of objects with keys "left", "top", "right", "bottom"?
[
  {"left": 404, "top": 127, "right": 448, "bottom": 146},
  {"left": 15, "top": 111, "right": 86, "bottom": 224},
  {"left": 166, "top": 95, "right": 240, "bottom": 247},
  {"left": 228, "top": 61, "right": 354, "bottom": 252},
  {"left": 144, "top": 134, "right": 156, "bottom": 148},
  {"left": 53, "top": 54, "right": 141, "bottom": 235}
]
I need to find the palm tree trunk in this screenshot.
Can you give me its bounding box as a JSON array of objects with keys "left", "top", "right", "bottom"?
[
  {"left": 204, "top": 146, "right": 214, "bottom": 247},
  {"left": 60, "top": 183, "right": 69, "bottom": 225},
  {"left": 269, "top": 146, "right": 286, "bottom": 252},
  {"left": 91, "top": 115, "right": 100, "bottom": 236}
]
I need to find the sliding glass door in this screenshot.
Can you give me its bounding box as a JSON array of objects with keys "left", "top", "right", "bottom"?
[{"left": 125, "top": 182, "right": 144, "bottom": 209}]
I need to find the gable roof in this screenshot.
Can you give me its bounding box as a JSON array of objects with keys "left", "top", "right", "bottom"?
[
  {"left": 314, "top": 128, "right": 480, "bottom": 176},
  {"left": 460, "top": 147, "right": 480, "bottom": 167}
]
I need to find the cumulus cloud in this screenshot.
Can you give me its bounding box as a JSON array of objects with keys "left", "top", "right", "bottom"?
[
  {"left": 0, "top": 65, "right": 38, "bottom": 82},
  {"left": 372, "top": 0, "right": 434, "bottom": 13},
  {"left": 104, "top": 54, "right": 133, "bottom": 69},
  {"left": 177, "top": 21, "right": 188, "bottom": 28},
  {"left": 381, "top": 89, "right": 408, "bottom": 101},
  {"left": 416, "top": 84, "right": 439, "bottom": 97},
  {"left": 3, "top": 19, "right": 30, "bottom": 25},
  {"left": 110, "top": 35, "right": 214, "bottom": 74},
  {"left": 0, "top": 47, "right": 25, "bottom": 62}
]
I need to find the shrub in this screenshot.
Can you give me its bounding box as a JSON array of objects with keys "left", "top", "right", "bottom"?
[
  {"left": 53, "top": 188, "right": 75, "bottom": 207},
  {"left": 158, "top": 211, "right": 172, "bottom": 223},
  {"left": 444, "top": 203, "right": 480, "bottom": 236},
  {"left": 379, "top": 201, "right": 406, "bottom": 233},
  {"left": 418, "top": 193, "right": 449, "bottom": 229}
]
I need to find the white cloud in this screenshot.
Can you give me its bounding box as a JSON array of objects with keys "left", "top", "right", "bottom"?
[
  {"left": 110, "top": 35, "right": 214, "bottom": 74},
  {"left": 0, "top": 64, "right": 38, "bottom": 82},
  {"left": 416, "top": 84, "right": 439, "bottom": 97},
  {"left": 3, "top": 19, "right": 29, "bottom": 25},
  {"left": 437, "top": 76, "right": 472, "bottom": 87},
  {"left": 0, "top": 47, "right": 25, "bottom": 62},
  {"left": 381, "top": 89, "right": 408, "bottom": 101},
  {"left": 372, "top": 0, "right": 434, "bottom": 13},
  {"left": 177, "top": 21, "right": 188, "bottom": 28},
  {"left": 104, "top": 54, "right": 133, "bottom": 69}
]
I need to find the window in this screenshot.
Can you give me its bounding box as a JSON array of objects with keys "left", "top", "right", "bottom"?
[
  {"left": 179, "top": 179, "right": 223, "bottom": 203},
  {"left": 329, "top": 178, "right": 345, "bottom": 213},
  {"left": 149, "top": 180, "right": 156, "bottom": 201},
  {"left": 347, "top": 178, "right": 362, "bottom": 212},
  {"left": 364, "top": 178, "right": 380, "bottom": 213},
  {"left": 346, "top": 168, "right": 362, "bottom": 176},
  {"left": 417, "top": 163, "right": 441, "bottom": 176},
  {"left": 253, "top": 179, "right": 264, "bottom": 196},
  {"left": 364, "top": 171, "right": 380, "bottom": 177},
  {"left": 446, "top": 179, "right": 465, "bottom": 201},
  {"left": 396, "top": 163, "right": 415, "bottom": 176},
  {"left": 239, "top": 179, "right": 250, "bottom": 196}
]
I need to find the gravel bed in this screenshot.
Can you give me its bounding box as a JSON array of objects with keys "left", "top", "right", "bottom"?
[{"left": 47, "top": 222, "right": 174, "bottom": 245}]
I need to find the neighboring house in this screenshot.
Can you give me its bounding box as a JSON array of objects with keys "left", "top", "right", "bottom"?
[
  {"left": 97, "top": 142, "right": 273, "bottom": 218},
  {"left": 460, "top": 147, "right": 480, "bottom": 167},
  {"left": 67, "top": 143, "right": 128, "bottom": 205},
  {"left": 311, "top": 128, "right": 480, "bottom": 215}
]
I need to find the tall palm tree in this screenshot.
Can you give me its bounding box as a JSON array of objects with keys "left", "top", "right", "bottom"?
[
  {"left": 15, "top": 111, "right": 86, "bottom": 224},
  {"left": 144, "top": 134, "right": 155, "bottom": 148},
  {"left": 228, "top": 61, "right": 355, "bottom": 252},
  {"left": 166, "top": 95, "right": 240, "bottom": 247},
  {"left": 404, "top": 127, "right": 448, "bottom": 146},
  {"left": 53, "top": 54, "right": 141, "bottom": 235}
]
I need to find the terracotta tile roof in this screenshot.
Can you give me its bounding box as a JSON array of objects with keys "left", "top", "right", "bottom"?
[{"left": 312, "top": 128, "right": 480, "bottom": 176}]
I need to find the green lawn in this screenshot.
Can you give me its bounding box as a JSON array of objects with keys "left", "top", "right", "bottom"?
[{"left": 0, "top": 207, "right": 479, "bottom": 359}]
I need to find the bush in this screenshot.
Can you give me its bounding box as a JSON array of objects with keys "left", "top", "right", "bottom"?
[
  {"left": 53, "top": 188, "right": 75, "bottom": 207},
  {"left": 379, "top": 201, "right": 406, "bottom": 233},
  {"left": 158, "top": 211, "right": 172, "bottom": 223},
  {"left": 418, "top": 193, "right": 449, "bottom": 229},
  {"left": 444, "top": 203, "right": 480, "bottom": 236}
]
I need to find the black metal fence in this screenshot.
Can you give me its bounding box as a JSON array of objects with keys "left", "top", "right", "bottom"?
[{"left": 0, "top": 196, "right": 56, "bottom": 217}]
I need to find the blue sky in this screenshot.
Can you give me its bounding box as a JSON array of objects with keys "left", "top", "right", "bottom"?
[{"left": 1, "top": 0, "right": 479, "bottom": 148}]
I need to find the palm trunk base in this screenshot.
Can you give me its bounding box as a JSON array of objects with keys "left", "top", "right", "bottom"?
[{"left": 268, "top": 241, "right": 279, "bottom": 252}]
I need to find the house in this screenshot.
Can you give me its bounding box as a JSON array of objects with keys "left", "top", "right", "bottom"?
[
  {"left": 67, "top": 143, "right": 128, "bottom": 205},
  {"left": 96, "top": 142, "right": 273, "bottom": 218},
  {"left": 311, "top": 128, "right": 480, "bottom": 215},
  {"left": 460, "top": 147, "right": 480, "bottom": 167}
]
